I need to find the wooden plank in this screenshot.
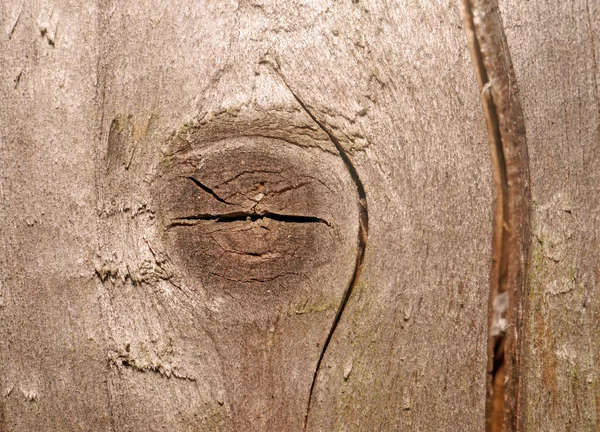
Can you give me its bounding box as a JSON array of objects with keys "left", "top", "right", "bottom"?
[
  {"left": 1, "top": 1, "right": 493, "bottom": 430},
  {"left": 497, "top": 0, "right": 600, "bottom": 430}
]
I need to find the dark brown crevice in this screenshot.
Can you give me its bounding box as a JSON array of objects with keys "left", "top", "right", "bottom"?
[
  {"left": 168, "top": 211, "right": 331, "bottom": 227},
  {"left": 187, "top": 176, "right": 233, "bottom": 205},
  {"left": 460, "top": 1, "right": 531, "bottom": 431},
  {"left": 280, "top": 88, "right": 368, "bottom": 431}
]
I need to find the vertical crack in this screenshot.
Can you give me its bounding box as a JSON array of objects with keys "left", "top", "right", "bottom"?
[
  {"left": 461, "top": 2, "right": 510, "bottom": 429},
  {"left": 460, "top": 1, "right": 531, "bottom": 431},
  {"left": 280, "top": 85, "right": 368, "bottom": 430}
]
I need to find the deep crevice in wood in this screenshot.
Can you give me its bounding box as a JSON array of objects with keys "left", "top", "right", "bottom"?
[
  {"left": 281, "top": 86, "right": 369, "bottom": 431},
  {"left": 187, "top": 176, "right": 233, "bottom": 205},
  {"left": 460, "top": 1, "right": 531, "bottom": 431},
  {"left": 462, "top": 2, "right": 510, "bottom": 428},
  {"left": 168, "top": 211, "right": 331, "bottom": 227}
]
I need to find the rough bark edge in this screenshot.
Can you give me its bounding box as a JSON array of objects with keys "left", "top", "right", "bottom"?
[{"left": 460, "top": 1, "right": 531, "bottom": 431}]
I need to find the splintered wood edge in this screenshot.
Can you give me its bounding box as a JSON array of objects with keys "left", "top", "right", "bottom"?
[{"left": 460, "top": 1, "right": 532, "bottom": 431}]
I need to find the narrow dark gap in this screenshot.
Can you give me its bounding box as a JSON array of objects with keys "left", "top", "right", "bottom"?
[
  {"left": 169, "top": 211, "right": 331, "bottom": 227},
  {"left": 187, "top": 176, "right": 232, "bottom": 205},
  {"left": 284, "top": 88, "right": 369, "bottom": 431},
  {"left": 461, "top": 2, "right": 511, "bottom": 431}
]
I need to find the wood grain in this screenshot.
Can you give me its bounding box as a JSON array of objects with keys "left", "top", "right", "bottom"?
[
  {"left": 1, "top": 0, "right": 494, "bottom": 430},
  {"left": 498, "top": 0, "right": 600, "bottom": 430}
]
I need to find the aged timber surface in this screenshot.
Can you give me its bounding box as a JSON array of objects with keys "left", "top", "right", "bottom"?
[
  {"left": 498, "top": 1, "right": 600, "bottom": 430},
  {"left": 1, "top": 1, "right": 493, "bottom": 431}
]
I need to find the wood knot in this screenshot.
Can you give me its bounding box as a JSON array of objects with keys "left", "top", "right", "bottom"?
[{"left": 153, "top": 136, "right": 359, "bottom": 295}]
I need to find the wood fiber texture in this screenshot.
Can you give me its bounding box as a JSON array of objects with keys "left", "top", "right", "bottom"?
[
  {"left": 496, "top": 1, "right": 600, "bottom": 430},
  {"left": 1, "top": 0, "right": 494, "bottom": 431}
]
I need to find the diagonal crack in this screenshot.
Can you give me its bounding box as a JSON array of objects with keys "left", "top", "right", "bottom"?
[{"left": 186, "top": 176, "right": 233, "bottom": 205}]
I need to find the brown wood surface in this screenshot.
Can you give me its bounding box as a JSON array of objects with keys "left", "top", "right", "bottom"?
[
  {"left": 2, "top": 0, "right": 596, "bottom": 431},
  {"left": 497, "top": 0, "right": 600, "bottom": 430}
]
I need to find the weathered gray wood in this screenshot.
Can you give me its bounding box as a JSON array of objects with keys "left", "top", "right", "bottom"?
[
  {"left": 300, "top": 1, "right": 493, "bottom": 429},
  {"left": 0, "top": 1, "right": 111, "bottom": 430},
  {"left": 1, "top": 1, "right": 494, "bottom": 431},
  {"left": 496, "top": 1, "right": 600, "bottom": 430}
]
